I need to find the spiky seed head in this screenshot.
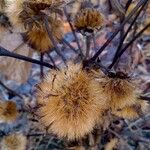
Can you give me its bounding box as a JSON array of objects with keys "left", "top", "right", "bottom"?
[
  {"left": 1, "top": 133, "right": 27, "bottom": 150},
  {"left": 36, "top": 63, "right": 107, "bottom": 140},
  {"left": 112, "top": 106, "right": 139, "bottom": 120},
  {"left": 24, "top": 18, "right": 63, "bottom": 53},
  {"left": 98, "top": 75, "right": 137, "bottom": 110},
  {"left": 74, "top": 8, "right": 104, "bottom": 33},
  {"left": 0, "top": 101, "right": 18, "bottom": 123},
  {"left": 112, "top": 99, "right": 149, "bottom": 120}
]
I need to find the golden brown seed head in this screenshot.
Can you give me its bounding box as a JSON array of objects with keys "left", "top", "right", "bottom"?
[
  {"left": 1, "top": 133, "right": 27, "bottom": 150},
  {"left": 24, "top": 18, "right": 63, "bottom": 53},
  {"left": 112, "top": 106, "right": 139, "bottom": 120},
  {"left": 36, "top": 63, "right": 106, "bottom": 140},
  {"left": 0, "top": 101, "right": 18, "bottom": 123},
  {"left": 74, "top": 8, "right": 103, "bottom": 33},
  {"left": 98, "top": 75, "right": 137, "bottom": 110}
]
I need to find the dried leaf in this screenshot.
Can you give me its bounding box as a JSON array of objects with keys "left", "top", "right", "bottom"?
[{"left": 0, "top": 30, "right": 33, "bottom": 84}]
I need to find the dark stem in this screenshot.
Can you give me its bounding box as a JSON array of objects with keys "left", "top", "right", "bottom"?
[
  {"left": 46, "top": 53, "right": 58, "bottom": 69},
  {"left": 0, "top": 46, "right": 55, "bottom": 69},
  {"left": 87, "top": 0, "right": 148, "bottom": 63},
  {"left": 108, "top": 0, "right": 148, "bottom": 69},
  {"left": 125, "top": 0, "right": 133, "bottom": 10},
  {"left": 40, "top": 53, "right": 44, "bottom": 78},
  {"left": 63, "top": 7, "right": 84, "bottom": 58},
  {"left": 109, "top": 23, "right": 150, "bottom": 68},
  {"left": 0, "top": 80, "right": 23, "bottom": 99},
  {"left": 85, "top": 35, "right": 91, "bottom": 60},
  {"left": 92, "top": 32, "right": 97, "bottom": 51},
  {"left": 61, "top": 38, "right": 77, "bottom": 53},
  {"left": 44, "top": 15, "right": 67, "bottom": 64}
]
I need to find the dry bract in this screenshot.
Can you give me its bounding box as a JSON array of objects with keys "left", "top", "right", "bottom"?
[
  {"left": 36, "top": 63, "right": 107, "bottom": 140},
  {"left": 98, "top": 75, "right": 137, "bottom": 111},
  {"left": 1, "top": 133, "right": 27, "bottom": 150},
  {"left": 0, "top": 101, "right": 18, "bottom": 123},
  {"left": 6, "top": 0, "right": 64, "bottom": 52},
  {"left": 24, "top": 18, "right": 63, "bottom": 53},
  {"left": 74, "top": 8, "right": 104, "bottom": 32}
]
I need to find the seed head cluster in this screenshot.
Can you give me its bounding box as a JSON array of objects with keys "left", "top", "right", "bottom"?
[
  {"left": 74, "top": 8, "right": 104, "bottom": 33},
  {"left": 36, "top": 63, "right": 149, "bottom": 140},
  {"left": 6, "top": 0, "right": 64, "bottom": 52},
  {"left": 36, "top": 63, "right": 107, "bottom": 140}
]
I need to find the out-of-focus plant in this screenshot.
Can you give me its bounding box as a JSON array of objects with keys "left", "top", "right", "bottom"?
[{"left": 0, "top": 0, "right": 149, "bottom": 149}]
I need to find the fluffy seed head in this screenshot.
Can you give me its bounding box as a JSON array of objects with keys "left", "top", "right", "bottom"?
[
  {"left": 24, "top": 18, "right": 63, "bottom": 53},
  {"left": 6, "top": 0, "right": 63, "bottom": 52},
  {"left": 0, "top": 101, "right": 18, "bottom": 123},
  {"left": 1, "top": 133, "right": 27, "bottom": 150},
  {"left": 98, "top": 74, "right": 137, "bottom": 110},
  {"left": 36, "top": 63, "right": 107, "bottom": 140},
  {"left": 112, "top": 106, "right": 139, "bottom": 120},
  {"left": 74, "top": 8, "right": 104, "bottom": 33}
]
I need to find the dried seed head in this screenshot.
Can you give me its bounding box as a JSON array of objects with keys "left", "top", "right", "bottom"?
[
  {"left": 98, "top": 74, "right": 137, "bottom": 110},
  {"left": 6, "top": 0, "right": 63, "bottom": 52},
  {"left": 23, "top": 18, "right": 63, "bottom": 53},
  {"left": 0, "top": 101, "right": 18, "bottom": 123},
  {"left": 36, "top": 63, "right": 106, "bottom": 140},
  {"left": 6, "top": 0, "right": 62, "bottom": 30},
  {"left": 1, "top": 133, "right": 27, "bottom": 150},
  {"left": 112, "top": 99, "right": 149, "bottom": 120},
  {"left": 74, "top": 8, "right": 104, "bottom": 33},
  {"left": 112, "top": 106, "right": 139, "bottom": 120}
]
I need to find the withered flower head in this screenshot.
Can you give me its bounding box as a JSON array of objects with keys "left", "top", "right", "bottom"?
[
  {"left": 74, "top": 8, "right": 104, "bottom": 34},
  {"left": 112, "top": 106, "right": 139, "bottom": 120},
  {"left": 1, "top": 133, "right": 27, "bottom": 150},
  {"left": 6, "top": 0, "right": 64, "bottom": 52},
  {"left": 98, "top": 72, "right": 137, "bottom": 110},
  {"left": 36, "top": 63, "right": 107, "bottom": 140},
  {"left": 23, "top": 18, "right": 63, "bottom": 53},
  {"left": 112, "top": 99, "right": 149, "bottom": 120},
  {"left": 0, "top": 101, "right": 18, "bottom": 123}
]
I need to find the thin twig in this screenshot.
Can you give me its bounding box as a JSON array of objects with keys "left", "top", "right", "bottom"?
[
  {"left": 85, "top": 35, "right": 91, "bottom": 60},
  {"left": 40, "top": 53, "right": 44, "bottom": 78},
  {"left": 125, "top": 0, "right": 133, "bottom": 10},
  {"left": 0, "top": 80, "right": 23, "bottom": 99},
  {"left": 44, "top": 15, "right": 67, "bottom": 65},
  {"left": 87, "top": 0, "right": 149, "bottom": 63},
  {"left": 46, "top": 53, "right": 58, "bottom": 69},
  {"left": 63, "top": 7, "right": 84, "bottom": 58},
  {"left": 61, "top": 38, "right": 77, "bottom": 53},
  {"left": 108, "top": 0, "right": 148, "bottom": 69},
  {"left": 0, "top": 46, "right": 55, "bottom": 69},
  {"left": 109, "top": 22, "right": 150, "bottom": 68}
]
